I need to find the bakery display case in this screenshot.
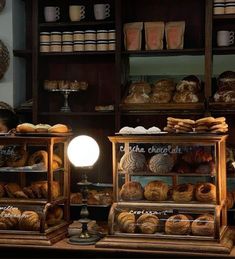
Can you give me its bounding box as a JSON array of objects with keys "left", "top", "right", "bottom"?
[
  {"left": 0, "top": 135, "right": 71, "bottom": 245},
  {"left": 96, "top": 134, "right": 234, "bottom": 254}
]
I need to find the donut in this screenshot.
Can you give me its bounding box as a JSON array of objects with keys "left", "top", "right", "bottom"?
[
  {"left": 144, "top": 180, "right": 168, "bottom": 201},
  {"left": 165, "top": 214, "right": 191, "bottom": 235},
  {"left": 35, "top": 124, "right": 51, "bottom": 133},
  {"left": 195, "top": 183, "right": 216, "bottom": 203},
  {"left": 119, "top": 151, "right": 146, "bottom": 172},
  {"left": 16, "top": 123, "right": 36, "bottom": 133},
  {"left": 28, "top": 150, "right": 48, "bottom": 169},
  {"left": 6, "top": 146, "right": 28, "bottom": 167},
  {"left": 48, "top": 124, "right": 69, "bottom": 133},
  {"left": 119, "top": 181, "right": 144, "bottom": 201},
  {"left": 172, "top": 183, "right": 194, "bottom": 202},
  {"left": 191, "top": 214, "right": 214, "bottom": 236},
  {"left": 149, "top": 154, "right": 174, "bottom": 174},
  {"left": 137, "top": 214, "right": 159, "bottom": 234},
  {"left": 46, "top": 206, "right": 63, "bottom": 226}
]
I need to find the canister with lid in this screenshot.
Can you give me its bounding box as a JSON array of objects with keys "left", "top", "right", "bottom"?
[
  {"left": 85, "top": 41, "right": 96, "bottom": 51},
  {"left": 97, "top": 30, "right": 108, "bottom": 40},
  {"left": 40, "top": 43, "right": 50, "bottom": 52},
  {"left": 40, "top": 32, "right": 50, "bottom": 43},
  {"left": 73, "top": 41, "right": 85, "bottom": 51},
  {"left": 50, "top": 42, "right": 62, "bottom": 52},
  {"left": 97, "top": 40, "right": 108, "bottom": 51},
  {"left": 62, "top": 31, "right": 73, "bottom": 42},
  {"left": 84, "top": 30, "right": 96, "bottom": 41},
  {"left": 73, "top": 31, "right": 85, "bottom": 41},
  {"left": 50, "top": 32, "right": 62, "bottom": 42},
  {"left": 62, "top": 41, "right": 73, "bottom": 52},
  {"left": 108, "top": 29, "right": 116, "bottom": 40}
]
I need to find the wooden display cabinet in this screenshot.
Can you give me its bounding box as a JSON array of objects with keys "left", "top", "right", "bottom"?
[
  {"left": 0, "top": 135, "right": 71, "bottom": 246},
  {"left": 96, "top": 134, "right": 234, "bottom": 254}
]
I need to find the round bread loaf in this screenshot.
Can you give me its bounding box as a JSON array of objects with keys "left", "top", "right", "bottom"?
[
  {"left": 124, "top": 92, "right": 150, "bottom": 104},
  {"left": 191, "top": 214, "right": 214, "bottom": 236},
  {"left": 48, "top": 124, "right": 69, "bottom": 133},
  {"left": 16, "top": 123, "right": 36, "bottom": 133},
  {"left": 149, "top": 153, "right": 174, "bottom": 174},
  {"left": 129, "top": 81, "right": 152, "bottom": 94},
  {"left": 19, "top": 211, "right": 40, "bottom": 231},
  {"left": 165, "top": 214, "right": 191, "bottom": 235},
  {"left": 119, "top": 181, "right": 144, "bottom": 201},
  {"left": 120, "top": 151, "right": 146, "bottom": 172},
  {"left": 28, "top": 150, "right": 48, "bottom": 169},
  {"left": 137, "top": 214, "right": 159, "bottom": 234},
  {"left": 35, "top": 124, "right": 51, "bottom": 132},
  {"left": 153, "top": 79, "right": 175, "bottom": 92},
  {"left": 144, "top": 180, "right": 169, "bottom": 201}
]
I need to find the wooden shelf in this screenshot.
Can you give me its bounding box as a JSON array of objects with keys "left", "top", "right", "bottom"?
[
  {"left": 118, "top": 171, "right": 214, "bottom": 177},
  {"left": 39, "top": 20, "right": 115, "bottom": 28},
  {"left": 213, "top": 14, "right": 235, "bottom": 20},
  {"left": 40, "top": 51, "right": 115, "bottom": 56},
  {"left": 13, "top": 49, "right": 32, "bottom": 58},
  {"left": 209, "top": 102, "right": 235, "bottom": 113},
  {"left": 122, "top": 49, "right": 205, "bottom": 57},
  {"left": 39, "top": 112, "right": 115, "bottom": 116},
  {"left": 213, "top": 47, "right": 235, "bottom": 55},
  {"left": 0, "top": 196, "right": 67, "bottom": 205}
]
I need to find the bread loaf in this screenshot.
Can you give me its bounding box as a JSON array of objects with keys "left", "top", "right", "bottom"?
[
  {"left": 173, "top": 91, "right": 199, "bottom": 103},
  {"left": 137, "top": 214, "right": 159, "bottom": 234},
  {"left": 149, "top": 153, "right": 174, "bottom": 174},
  {"left": 144, "top": 180, "right": 169, "bottom": 201},
  {"left": 0, "top": 207, "right": 21, "bottom": 230},
  {"left": 119, "top": 181, "right": 144, "bottom": 201},
  {"left": 120, "top": 151, "right": 146, "bottom": 172},
  {"left": 129, "top": 82, "right": 152, "bottom": 94},
  {"left": 150, "top": 91, "right": 172, "bottom": 103},
  {"left": 19, "top": 211, "right": 40, "bottom": 231},
  {"left": 46, "top": 206, "right": 63, "bottom": 226}
]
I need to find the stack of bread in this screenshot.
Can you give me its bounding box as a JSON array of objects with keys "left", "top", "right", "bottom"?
[
  {"left": 44, "top": 80, "right": 88, "bottom": 91},
  {"left": 149, "top": 79, "right": 175, "bottom": 103},
  {"left": 164, "top": 117, "right": 195, "bottom": 133},
  {"left": 195, "top": 117, "right": 228, "bottom": 133},
  {"left": 16, "top": 123, "right": 70, "bottom": 133},
  {"left": 173, "top": 75, "right": 201, "bottom": 103},
  {"left": 213, "top": 71, "right": 235, "bottom": 103},
  {"left": 0, "top": 181, "right": 60, "bottom": 199}
]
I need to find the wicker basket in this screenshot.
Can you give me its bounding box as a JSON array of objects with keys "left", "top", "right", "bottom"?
[
  {"left": 0, "top": 39, "right": 10, "bottom": 79},
  {"left": 0, "top": 0, "right": 5, "bottom": 12}
]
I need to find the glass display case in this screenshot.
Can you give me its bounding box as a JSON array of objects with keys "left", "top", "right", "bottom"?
[
  {"left": 0, "top": 135, "right": 71, "bottom": 245},
  {"left": 96, "top": 134, "right": 233, "bottom": 254}
]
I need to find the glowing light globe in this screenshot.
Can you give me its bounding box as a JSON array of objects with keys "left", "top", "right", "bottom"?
[{"left": 67, "top": 135, "right": 100, "bottom": 167}]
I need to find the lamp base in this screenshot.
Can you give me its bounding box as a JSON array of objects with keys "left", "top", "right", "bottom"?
[{"left": 68, "top": 234, "right": 100, "bottom": 245}]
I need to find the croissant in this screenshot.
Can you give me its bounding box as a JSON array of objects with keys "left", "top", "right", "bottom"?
[
  {"left": 117, "top": 211, "right": 135, "bottom": 233},
  {"left": 19, "top": 211, "right": 40, "bottom": 231},
  {"left": 0, "top": 208, "right": 21, "bottom": 230},
  {"left": 137, "top": 214, "right": 159, "bottom": 234}
]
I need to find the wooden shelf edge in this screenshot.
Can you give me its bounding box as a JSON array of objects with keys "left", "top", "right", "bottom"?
[
  {"left": 40, "top": 51, "right": 115, "bottom": 56},
  {"left": 13, "top": 49, "right": 32, "bottom": 58},
  {"left": 39, "top": 112, "right": 115, "bottom": 116},
  {"left": 213, "top": 47, "right": 235, "bottom": 55},
  {"left": 209, "top": 102, "right": 235, "bottom": 112},
  {"left": 213, "top": 14, "right": 235, "bottom": 19},
  {"left": 39, "top": 20, "right": 115, "bottom": 28}
]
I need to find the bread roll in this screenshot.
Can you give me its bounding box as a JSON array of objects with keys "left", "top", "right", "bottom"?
[
  {"left": 120, "top": 151, "right": 146, "bottom": 172},
  {"left": 117, "top": 211, "right": 135, "bottom": 233},
  {"left": 173, "top": 91, "right": 199, "bottom": 103},
  {"left": 150, "top": 91, "right": 172, "bottom": 103},
  {"left": 129, "top": 81, "right": 152, "bottom": 94},
  {"left": 144, "top": 180, "right": 168, "bottom": 201},
  {"left": 119, "top": 181, "right": 144, "bottom": 201},
  {"left": 153, "top": 79, "right": 175, "bottom": 92},
  {"left": 4, "top": 182, "right": 22, "bottom": 198},
  {"left": 70, "top": 192, "right": 83, "bottom": 204},
  {"left": 35, "top": 124, "right": 51, "bottom": 132},
  {"left": 48, "top": 124, "right": 69, "bottom": 133},
  {"left": 149, "top": 153, "right": 174, "bottom": 174},
  {"left": 16, "top": 123, "right": 36, "bottom": 133},
  {"left": 19, "top": 211, "right": 40, "bottom": 231},
  {"left": 31, "top": 181, "right": 60, "bottom": 199},
  {"left": 46, "top": 206, "right": 63, "bottom": 226},
  {"left": 137, "top": 214, "right": 159, "bottom": 234},
  {"left": 124, "top": 92, "right": 150, "bottom": 104}
]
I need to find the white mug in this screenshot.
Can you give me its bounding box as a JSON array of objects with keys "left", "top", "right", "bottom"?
[
  {"left": 94, "top": 4, "right": 110, "bottom": 20},
  {"left": 44, "top": 6, "right": 60, "bottom": 22},
  {"left": 69, "top": 5, "right": 85, "bottom": 21},
  {"left": 217, "top": 30, "right": 234, "bottom": 46}
]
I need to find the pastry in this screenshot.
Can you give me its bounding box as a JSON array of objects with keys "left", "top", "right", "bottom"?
[
  {"left": 119, "top": 151, "right": 146, "bottom": 172},
  {"left": 35, "top": 124, "right": 51, "bottom": 132},
  {"left": 165, "top": 214, "right": 191, "bottom": 235},
  {"left": 150, "top": 91, "right": 172, "bottom": 103},
  {"left": 191, "top": 214, "right": 214, "bottom": 236},
  {"left": 87, "top": 190, "right": 100, "bottom": 205},
  {"left": 117, "top": 211, "right": 135, "bottom": 233},
  {"left": 46, "top": 206, "right": 63, "bottom": 226},
  {"left": 19, "top": 211, "right": 40, "bottom": 231},
  {"left": 4, "top": 182, "right": 22, "bottom": 198},
  {"left": 128, "top": 81, "right": 152, "bottom": 94},
  {"left": 176, "top": 78, "right": 200, "bottom": 93},
  {"left": 149, "top": 153, "right": 174, "bottom": 174},
  {"left": 28, "top": 150, "right": 48, "bottom": 169},
  {"left": 137, "top": 214, "right": 159, "bottom": 234},
  {"left": 48, "top": 124, "right": 69, "bottom": 133},
  {"left": 119, "top": 181, "right": 144, "bottom": 201},
  {"left": 182, "top": 148, "right": 213, "bottom": 164},
  {"left": 172, "top": 183, "right": 194, "bottom": 202},
  {"left": 0, "top": 207, "right": 21, "bottom": 230},
  {"left": 23, "top": 187, "right": 36, "bottom": 199},
  {"left": 227, "top": 192, "right": 234, "bottom": 209},
  {"left": 70, "top": 192, "right": 83, "bottom": 204},
  {"left": 153, "top": 79, "right": 175, "bottom": 92},
  {"left": 31, "top": 181, "right": 60, "bottom": 199},
  {"left": 144, "top": 180, "right": 169, "bottom": 201},
  {"left": 173, "top": 91, "right": 199, "bottom": 103},
  {"left": 5, "top": 146, "right": 28, "bottom": 167},
  {"left": 124, "top": 92, "right": 150, "bottom": 104},
  {"left": 52, "top": 153, "right": 63, "bottom": 170},
  {"left": 16, "top": 123, "right": 36, "bottom": 133},
  {"left": 195, "top": 161, "right": 215, "bottom": 175},
  {"left": 195, "top": 183, "right": 216, "bottom": 203}
]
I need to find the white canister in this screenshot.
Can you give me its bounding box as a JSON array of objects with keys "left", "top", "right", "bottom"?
[
  {"left": 108, "top": 29, "right": 116, "bottom": 40},
  {"left": 97, "top": 40, "right": 108, "bottom": 51},
  {"left": 73, "top": 31, "right": 85, "bottom": 41},
  {"left": 213, "top": 3, "right": 225, "bottom": 14},
  {"left": 62, "top": 41, "right": 73, "bottom": 52},
  {"left": 108, "top": 40, "right": 116, "bottom": 51},
  {"left": 40, "top": 43, "right": 50, "bottom": 52},
  {"left": 62, "top": 31, "right": 73, "bottom": 42},
  {"left": 73, "top": 41, "right": 85, "bottom": 51},
  {"left": 50, "top": 42, "right": 62, "bottom": 52},
  {"left": 50, "top": 31, "right": 62, "bottom": 42},
  {"left": 84, "top": 30, "right": 96, "bottom": 41},
  {"left": 225, "top": 2, "right": 235, "bottom": 14},
  {"left": 97, "top": 30, "right": 108, "bottom": 40},
  {"left": 40, "top": 32, "right": 50, "bottom": 43},
  {"left": 85, "top": 41, "right": 96, "bottom": 51}
]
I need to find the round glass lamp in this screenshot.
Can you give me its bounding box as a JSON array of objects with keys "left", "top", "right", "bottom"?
[{"left": 67, "top": 135, "right": 100, "bottom": 245}]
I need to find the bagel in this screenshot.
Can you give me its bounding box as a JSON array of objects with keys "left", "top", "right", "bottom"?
[
  {"left": 195, "top": 183, "right": 216, "bottom": 203},
  {"left": 165, "top": 214, "right": 191, "bottom": 235},
  {"left": 191, "top": 214, "right": 214, "bottom": 236},
  {"left": 48, "top": 124, "right": 69, "bottom": 133},
  {"left": 28, "top": 150, "right": 48, "bottom": 169},
  {"left": 16, "top": 123, "right": 36, "bottom": 133},
  {"left": 6, "top": 146, "right": 28, "bottom": 167},
  {"left": 172, "top": 183, "right": 194, "bottom": 202}
]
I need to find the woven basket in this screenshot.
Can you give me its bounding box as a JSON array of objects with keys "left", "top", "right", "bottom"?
[
  {"left": 0, "top": 40, "right": 10, "bottom": 79},
  {"left": 0, "top": 0, "right": 5, "bottom": 12}
]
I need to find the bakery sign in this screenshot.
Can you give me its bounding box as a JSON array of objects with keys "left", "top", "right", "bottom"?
[
  {"left": 119, "top": 144, "right": 184, "bottom": 154},
  {"left": 129, "top": 209, "right": 173, "bottom": 216}
]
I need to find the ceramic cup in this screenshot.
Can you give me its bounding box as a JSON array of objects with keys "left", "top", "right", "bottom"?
[
  {"left": 44, "top": 6, "right": 60, "bottom": 22},
  {"left": 94, "top": 4, "right": 110, "bottom": 20},
  {"left": 217, "top": 30, "right": 234, "bottom": 46},
  {"left": 69, "top": 5, "right": 85, "bottom": 21}
]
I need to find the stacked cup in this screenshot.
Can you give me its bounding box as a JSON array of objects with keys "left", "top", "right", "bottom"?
[
  {"left": 108, "top": 29, "right": 116, "bottom": 50},
  {"left": 225, "top": 0, "right": 235, "bottom": 14},
  {"left": 214, "top": 0, "right": 225, "bottom": 14},
  {"left": 73, "top": 31, "right": 85, "bottom": 51},
  {"left": 40, "top": 32, "right": 50, "bottom": 52},
  {"left": 84, "top": 30, "right": 97, "bottom": 51},
  {"left": 62, "top": 31, "right": 73, "bottom": 52},
  {"left": 50, "top": 31, "right": 62, "bottom": 52}
]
